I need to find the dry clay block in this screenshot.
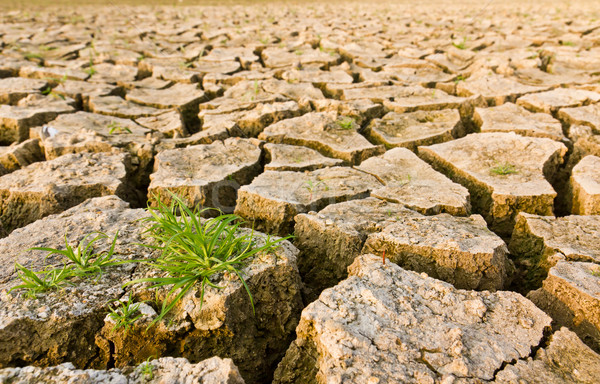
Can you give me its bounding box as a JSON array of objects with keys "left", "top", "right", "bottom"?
[
  {"left": 473, "top": 102, "right": 566, "bottom": 141},
  {"left": 365, "top": 109, "right": 464, "bottom": 151},
  {"left": 264, "top": 143, "right": 343, "bottom": 172},
  {"left": 294, "top": 198, "right": 416, "bottom": 298},
  {"left": 259, "top": 112, "right": 384, "bottom": 165},
  {"left": 98, "top": 229, "right": 303, "bottom": 384},
  {"left": 235, "top": 167, "right": 382, "bottom": 236},
  {"left": 126, "top": 82, "right": 207, "bottom": 128},
  {"left": 509, "top": 213, "right": 600, "bottom": 289},
  {"left": 528, "top": 261, "right": 600, "bottom": 353},
  {"left": 0, "top": 94, "right": 75, "bottom": 144},
  {"left": 149, "top": 138, "right": 262, "bottom": 213},
  {"left": 0, "top": 138, "right": 44, "bottom": 176},
  {"left": 0, "top": 152, "right": 132, "bottom": 235},
  {"left": 356, "top": 147, "right": 470, "bottom": 216},
  {"left": 419, "top": 132, "right": 567, "bottom": 236},
  {"left": 362, "top": 212, "right": 512, "bottom": 291},
  {"left": 273, "top": 254, "right": 552, "bottom": 384},
  {"left": 0, "top": 77, "right": 47, "bottom": 105},
  {"left": 517, "top": 88, "right": 600, "bottom": 114},
  {"left": 31, "top": 111, "right": 154, "bottom": 187},
  {"left": 493, "top": 327, "right": 600, "bottom": 384},
  {"left": 570, "top": 155, "right": 600, "bottom": 215},
  {"left": 0, "top": 196, "right": 149, "bottom": 369},
  {"left": 558, "top": 103, "right": 600, "bottom": 134},
  {"left": 0, "top": 356, "right": 245, "bottom": 384}
]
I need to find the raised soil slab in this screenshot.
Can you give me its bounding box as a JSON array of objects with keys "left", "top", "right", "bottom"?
[
  {"left": 273, "top": 254, "right": 552, "bottom": 384},
  {"left": 419, "top": 132, "right": 567, "bottom": 236}
]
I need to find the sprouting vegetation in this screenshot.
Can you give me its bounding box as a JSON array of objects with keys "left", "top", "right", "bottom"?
[
  {"left": 452, "top": 37, "right": 467, "bottom": 50},
  {"left": 9, "top": 264, "right": 73, "bottom": 299},
  {"left": 140, "top": 357, "right": 155, "bottom": 380},
  {"left": 303, "top": 180, "right": 328, "bottom": 200},
  {"left": 108, "top": 121, "right": 132, "bottom": 134},
  {"left": 489, "top": 162, "right": 518, "bottom": 176},
  {"left": 30, "top": 232, "right": 123, "bottom": 278},
  {"left": 125, "top": 193, "right": 291, "bottom": 328},
  {"left": 108, "top": 294, "right": 143, "bottom": 333},
  {"left": 336, "top": 116, "right": 355, "bottom": 130},
  {"left": 10, "top": 232, "right": 125, "bottom": 298}
]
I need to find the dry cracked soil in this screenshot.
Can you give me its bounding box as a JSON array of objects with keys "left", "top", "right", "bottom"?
[{"left": 1, "top": 0, "right": 600, "bottom": 383}]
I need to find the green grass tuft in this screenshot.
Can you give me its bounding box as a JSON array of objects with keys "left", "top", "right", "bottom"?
[
  {"left": 108, "top": 294, "right": 143, "bottom": 333},
  {"left": 9, "top": 263, "right": 73, "bottom": 298},
  {"left": 126, "top": 192, "right": 291, "bottom": 328},
  {"left": 489, "top": 162, "right": 518, "bottom": 175}
]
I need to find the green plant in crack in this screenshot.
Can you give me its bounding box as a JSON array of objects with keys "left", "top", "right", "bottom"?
[
  {"left": 303, "top": 180, "right": 328, "bottom": 200},
  {"left": 108, "top": 294, "right": 143, "bottom": 333},
  {"left": 9, "top": 263, "right": 73, "bottom": 299},
  {"left": 84, "top": 58, "right": 97, "bottom": 76},
  {"left": 140, "top": 356, "right": 155, "bottom": 380},
  {"left": 126, "top": 192, "right": 291, "bottom": 328},
  {"left": 29, "top": 231, "right": 125, "bottom": 278},
  {"left": 489, "top": 162, "right": 518, "bottom": 176},
  {"left": 336, "top": 117, "right": 355, "bottom": 130},
  {"left": 108, "top": 121, "right": 132, "bottom": 135},
  {"left": 452, "top": 37, "right": 467, "bottom": 50},
  {"left": 453, "top": 75, "right": 466, "bottom": 84}
]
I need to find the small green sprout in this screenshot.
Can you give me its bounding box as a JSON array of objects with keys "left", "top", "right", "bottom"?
[
  {"left": 29, "top": 232, "right": 124, "bottom": 278},
  {"left": 336, "top": 117, "right": 355, "bottom": 130},
  {"left": 304, "top": 180, "right": 328, "bottom": 200},
  {"left": 108, "top": 122, "right": 132, "bottom": 134},
  {"left": 9, "top": 263, "right": 73, "bottom": 299},
  {"left": 140, "top": 357, "right": 155, "bottom": 380},
  {"left": 489, "top": 162, "right": 518, "bottom": 176},
  {"left": 125, "top": 192, "right": 291, "bottom": 328},
  {"left": 84, "top": 58, "right": 97, "bottom": 76},
  {"left": 452, "top": 37, "right": 467, "bottom": 50},
  {"left": 108, "top": 295, "right": 143, "bottom": 333},
  {"left": 453, "top": 75, "right": 466, "bottom": 84}
]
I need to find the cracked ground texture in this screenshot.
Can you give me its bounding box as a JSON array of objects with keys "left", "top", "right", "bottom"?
[{"left": 0, "top": 0, "right": 600, "bottom": 383}]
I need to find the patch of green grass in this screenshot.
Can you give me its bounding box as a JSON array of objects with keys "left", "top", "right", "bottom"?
[
  {"left": 560, "top": 41, "right": 575, "bottom": 47},
  {"left": 453, "top": 75, "right": 465, "bottom": 84},
  {"left": 591, "top": 269, "right": 600, "bottom": 277},
  {"left": 108, "top": 294, "right": 143, "bottom": 333},
  {"left": 489, "top": 162, "right": 518, "bottom": 176},
  {"left": 303, "top": 179, "right": 328, "bottom": 200},
  {"left": 30, "top": 232, "right": 123, "bottom": 278},
  {"left": 9, "top": 263, "right": 73, "bottom": 299},
  {"left": 452, "top": 37, "right": 467, "bottom": 50},
  {"left": 108, "top": 121, "right": 132, "bottom": 134},
  {"left": 140, "top": 357, "right": 155, "bottom": 380},
  {"left": 125, "top": 192, "right": 291, "bottom": 328},
  {"left": 336, "top": 116, "right": 355, "bottom": 130}
]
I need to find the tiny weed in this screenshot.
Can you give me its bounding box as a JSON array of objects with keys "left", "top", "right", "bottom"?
[
  {"left": 560, "top": 41, "right": 575, "bottom": 47},
  {"left": 140, "top": 357, "right": 154, "bottom": 380},
  {"left": 108, "top": 122, "right": 132, "bottom": 134},
  {"left": 29, "top": 232, "right": 124, "bottom": 278},
  {"left": 489, "top": 162, "right": 518, "bottom": 175},
  {"left": 294, "top": 49, "right": 303, "bottom": 56},
  {"left": 453, "top": 75, "right": 466, "bottom": 84},
  {"left": 303, "top": 180, "right": 328, "bottom": 200},
  {"left": 125, "top": 192, "right": 291, "bottom": 328},
  {"left": 9, "top": 263, "right": 73, "bottom": 298},
  {"left": 336, "top": 117, "right": 355, "bottom": 130},
  {"left": 84, "top": 58, "right": 97, "bottom": 76},
  {"left": 591, "top": 269, "right": 600, "bottom": 277},
  {"left": 108, "top": 295, "right": 142, "bottom": 333},
  {"left": 452, "top": 37, "right": 467, "bottom": 50}
]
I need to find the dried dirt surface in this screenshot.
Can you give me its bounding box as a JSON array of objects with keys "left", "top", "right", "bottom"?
[{"left": 1, "top": 0, "right": 600, "bottom": 382}]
